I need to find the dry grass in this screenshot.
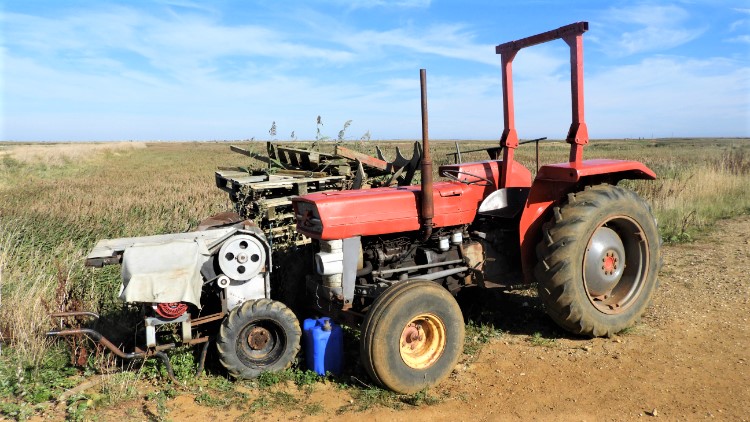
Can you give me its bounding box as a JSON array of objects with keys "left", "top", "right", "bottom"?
[
  {"left": 1, "top": 142, "right": 147, "bottom": 166},
  {"left": 0, "top": 138, "right": 748, "bottom": 370},
  {"left": 0, "top": 222, "right": 57, "bottom": 367}
]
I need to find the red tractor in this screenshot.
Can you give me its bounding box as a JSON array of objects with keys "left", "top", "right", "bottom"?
[{"left": 292, "top": 22, "right": 661, "bottom": 393}]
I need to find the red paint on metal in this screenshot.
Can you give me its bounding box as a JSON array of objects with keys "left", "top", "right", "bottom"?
[
  {"left": 536, "top": 159, "right": 657, "bottom": 182},
  {"left": 563, "top": 31, "right": 588, "bottom": 163},
  {"left": 155, "top": 302, "right": 188, "bottom": 319},
  {"left": 603, "top": 254, "right": 616, "bottom": 273},
  {"left": 495, "top": 22, "right": 590, "bottom": 181},
  {"left": 295, "top": 160, "right": 530, "bottom": 240},
  {"left": 518, "top": 160, "right": 657, "bottom": 283}
]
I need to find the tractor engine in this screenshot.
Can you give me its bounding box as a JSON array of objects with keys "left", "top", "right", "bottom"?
[{"left": 310, "top": 229, "right": 470, "bottom": 309}]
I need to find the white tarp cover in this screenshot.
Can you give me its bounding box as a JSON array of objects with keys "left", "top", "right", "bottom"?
[{"left": 119, "top": 239, "right": 210, "bottom": 308}]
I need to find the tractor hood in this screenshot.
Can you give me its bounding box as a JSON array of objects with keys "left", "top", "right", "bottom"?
[{"left": 293, "top": 160, "right": 531, "bottom": 240}]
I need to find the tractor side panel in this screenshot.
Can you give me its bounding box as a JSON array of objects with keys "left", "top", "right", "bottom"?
[{"left": 519, "top": 160, "right": 656, "bottom": 283}]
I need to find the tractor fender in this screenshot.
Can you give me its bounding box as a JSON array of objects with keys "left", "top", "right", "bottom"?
[{"left": 518, "top": 159, "right": 656, "bottom": 283}]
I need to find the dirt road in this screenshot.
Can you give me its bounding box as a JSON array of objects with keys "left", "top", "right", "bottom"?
[{"left": 101, "top": 216, "right": 750, "bottom": 421}]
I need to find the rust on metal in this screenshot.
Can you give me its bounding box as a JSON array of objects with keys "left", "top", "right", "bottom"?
[
  {"left": 49, "top": 311, "right": 100, "bottom": 320},
  {"left": 335, "top": 146, "right": 389, "bottom": 170},
  {"left": 248, "top": 327, "right": 271, "bottom": 350},
  {"left": 419, "top": 68, "right": 434, "bottom": 240}
]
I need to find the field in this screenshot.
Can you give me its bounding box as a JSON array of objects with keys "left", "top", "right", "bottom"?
[{"left": 0, "top": 138, "right": 749, "bottom": 420}]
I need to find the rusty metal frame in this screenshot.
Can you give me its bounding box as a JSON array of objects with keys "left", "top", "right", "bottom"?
[
  {"left": 47, "top": 310, "right": 216, "bottom": 383},
  {"left": 495, "top": 22, "right": 589, "bottom": 187}
]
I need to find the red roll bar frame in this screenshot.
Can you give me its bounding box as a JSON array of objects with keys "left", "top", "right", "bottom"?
[{"left": 496, "top": 22, "right": 590, "bottom": 188}]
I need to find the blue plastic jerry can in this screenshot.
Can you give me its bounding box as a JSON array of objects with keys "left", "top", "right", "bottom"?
[{"left": 303, "top": 317, "right": 344, "bottom": 376}]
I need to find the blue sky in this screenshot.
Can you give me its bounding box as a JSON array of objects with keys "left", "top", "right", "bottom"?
[{"left": 2, "top": 0, "right": 749, "bottom": 141}]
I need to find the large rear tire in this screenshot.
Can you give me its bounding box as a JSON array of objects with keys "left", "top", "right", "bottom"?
[
  {"left": 217, "top": 299, "right": 301, "bottom": 378},
  {"left": 360, "top": 279, "right": 465, "bottom": 394},
  {"left": 535, "top": 184, "right": 661, "bottom": 337}
]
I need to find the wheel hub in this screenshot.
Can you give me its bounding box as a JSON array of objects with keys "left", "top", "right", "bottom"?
[
  {"left": 585, "top": 226, "right": 625, "bottom": 297},
  {"left": 399, "top": 313, "right": 446, "bottom": 369},
  {"left": 401, "top": 324, "right": 424, "bottom": 350},
  {"left": 247, "top": 326, "right": 271, "bottom": 350}
]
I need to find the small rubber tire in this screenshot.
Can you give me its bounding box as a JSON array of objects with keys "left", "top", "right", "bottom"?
[
  {"left": 217, "top": 299, "right": 301, "bottom": 378},
  {"left": 360, "top": 279, "right": 465, "bottom": 394},
  {"left": 535, "top": 184, "right": 662, "bottom": 337}
]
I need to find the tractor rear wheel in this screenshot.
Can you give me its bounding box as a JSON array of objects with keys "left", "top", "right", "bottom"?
[
  {"left": 360, "top": 279, "right": 465, "bottom": 394},
  {"left": 535, "top": 184, "right": 661, "bottom": 337},
  {"left": 217, "top": 299, "right": 301, "bottom": 378}
]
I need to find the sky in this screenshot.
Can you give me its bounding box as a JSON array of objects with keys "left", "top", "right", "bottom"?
[{"left": 1, "top": 0, "right": 749, "bottom": 142}]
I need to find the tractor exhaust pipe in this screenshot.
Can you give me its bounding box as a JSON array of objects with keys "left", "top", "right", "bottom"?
[{"left": 420, "top": 69, "right": 434, "bottom": 240}]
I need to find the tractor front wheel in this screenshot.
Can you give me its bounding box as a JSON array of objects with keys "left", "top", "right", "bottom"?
[
  {"left": 360, "top": 279, "right": 465, "bottom": 394},
  {"left": 217, "top": 299, "right": 301, "bottom": 378},
  {"left": 535, "top": 184, "right": 661, "bottom": 337}
]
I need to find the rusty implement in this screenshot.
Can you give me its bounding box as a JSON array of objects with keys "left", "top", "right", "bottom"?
[
  {"left": 216, "top": 141, "right": 422, "bottom": 245},
  {"left": 47, "top": 311, "right": 214, "bottom": 383}
]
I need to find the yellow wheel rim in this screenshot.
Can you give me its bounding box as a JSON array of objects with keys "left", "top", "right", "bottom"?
[{"left": 399, "top": 313, "right": 446, "bottom": 369}]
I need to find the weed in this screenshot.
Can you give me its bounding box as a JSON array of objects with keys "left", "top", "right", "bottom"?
[
  {"left": 464, "top": 320, "right": 503, "bottom": 356},
  {"left": 528, "top": 332, "right": 556, "bottom": 347},
  {"left": 254, "top": 370, "right": 289, "bottom": 388},
  {"left": 251, "top": 368, "right": 321, "bottom": 390},
  {"left": 616, "top": 325, "right": 639, "bottom": 336},
  {"left": 194, "top": 392, "right": 231, "bottom": 408},
  {"left": 400, "top": 389, "right": 441, "bottom": 406},
  {"left": 206, "top": 375, "right": 234, "bottom": 392},
  {"left": 0, "top": 401, "right": 33, "bottom": 421},
  {"left": 249, "top": 394, "right": 271, "bottom": 413},
  {"left": 339, "top": 387, "right": 401, "bottom": 413},
  {"left": 303, "top": 401, "right": 325, "bottom": 415},
  {"left": 145, "top": 388, "right": 175, "bottom": 421},
  {"left": 99, "top": 372, "right": 139, "bottom": 405},
  {"left": 139, "top": 346, "right": 196, "bottom": 383},
  {"left": 291, "top": 369, "right": 321, "bottom": 389},
  {"left": 66, "top": 393, "right": 94, "bottom": 422}
]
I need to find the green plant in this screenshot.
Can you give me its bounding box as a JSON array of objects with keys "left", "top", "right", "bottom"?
[
  {"left": 303, "top": 402, "right": 324, "bottom": 415},
  {"left": 66, "top": 393, "right": 93, "bottom": 422},
  {"left": 400, "top": 389, "right": 441, "bottom": 406},
  {"left": 145, "top": 388, "right": 176, "bottom": 421},
  {"left": 528, "top": 332, "right": 556, "bottom": 348},
  {"left": 194, "top": 392, "right": 231, "bottom": 408},
  {"left": 464, "top": 320, "right": 503, "bottom": 356}
]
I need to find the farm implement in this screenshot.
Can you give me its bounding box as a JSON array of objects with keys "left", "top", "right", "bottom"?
[{"left": 48, "top": 21, "right": 661, "bottom": 393}]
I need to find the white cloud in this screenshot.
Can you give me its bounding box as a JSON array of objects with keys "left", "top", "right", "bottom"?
[
  {"left": 594, "top": 4, "right": 705, "bottom": 56},
  {"left": 336, "top": 24, "right": 498, "bottom": 66},
  {"left": 586, "top": 56, "right": 750, "bottom": 138},
  {"left": 727, "top": 34, "right": 750, "bottom": 44}
]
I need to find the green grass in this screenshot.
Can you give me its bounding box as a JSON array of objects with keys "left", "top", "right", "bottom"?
[
  {"left": 527, "top": 332, "right": 557, "bottom": 348},
  {"left": 463, "top": 320, "right": 504, "bottom": 356}
]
